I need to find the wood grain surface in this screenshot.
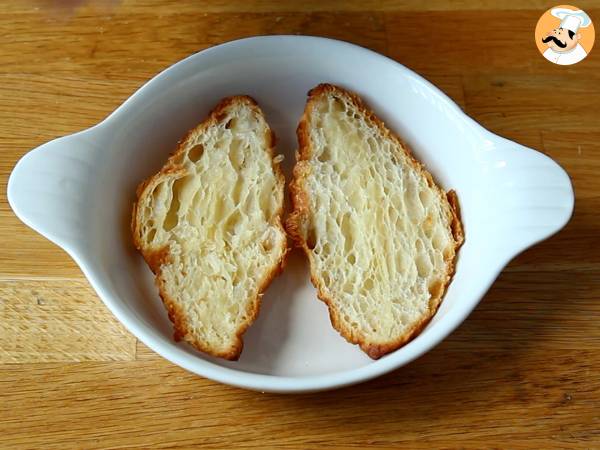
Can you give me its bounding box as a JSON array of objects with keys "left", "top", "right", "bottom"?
[{"left": 1, "top": 1, "right": 599, "bottom": 448}]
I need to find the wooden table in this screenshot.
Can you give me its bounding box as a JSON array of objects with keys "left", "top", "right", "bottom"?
[{"left": 1, "top": 1, "right": 599, "bottom": 448}]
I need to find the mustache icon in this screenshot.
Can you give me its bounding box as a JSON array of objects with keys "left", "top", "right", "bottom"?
[{"left": 542, "top": 35, "right": 567, "bottom": 48}]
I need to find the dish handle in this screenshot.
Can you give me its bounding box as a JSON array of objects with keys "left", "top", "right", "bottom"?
[
  {"left": 484, "top": 135, "right": 575, "bottom": 261},
  {"left": 7, "top": 130, "right": 102, "bottom": 253}
]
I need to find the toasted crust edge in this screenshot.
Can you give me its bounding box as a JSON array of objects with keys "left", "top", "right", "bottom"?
[
  {"left": 286, "top": 83, "right": 464, "bottom": 360},
  {"left": 131, "top": 95, "right": 288, "bottom": 361}
]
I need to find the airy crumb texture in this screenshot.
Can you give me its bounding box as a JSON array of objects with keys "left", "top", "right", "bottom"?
[
  {"left": 132, "top": 96, "right": 287, "bottom": 360},
  {"left": 287, "top": 84, "right": 464, "bottom": 359}
]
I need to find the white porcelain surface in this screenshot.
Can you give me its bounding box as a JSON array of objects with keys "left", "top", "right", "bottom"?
[{"left": 7, "top": 36, "right": 574, "bottom": 393}]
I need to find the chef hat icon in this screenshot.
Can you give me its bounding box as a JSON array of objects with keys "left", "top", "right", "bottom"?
[{"left": 551, "top": 8, "right": 592, "bottom": 33}]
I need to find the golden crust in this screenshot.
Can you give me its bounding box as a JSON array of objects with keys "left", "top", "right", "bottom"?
[
  {"left": 286, "top": 83, "right": 464, "bottom": 360},
  {"left": 131, "top": 95, "right": 288, "bottom": 361}
]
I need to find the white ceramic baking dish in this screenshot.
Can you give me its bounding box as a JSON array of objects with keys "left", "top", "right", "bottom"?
[{"left": 7, "top": 36, "right": 574, "bottom": 393}]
